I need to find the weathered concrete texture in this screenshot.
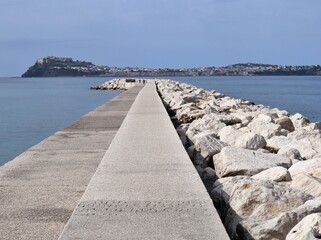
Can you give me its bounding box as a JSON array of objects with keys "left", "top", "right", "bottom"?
[
  {"left": 59, "top": 82, "right": 229, "bottom": 240},
  {"left": 0, "top": 86, "right": 142, "bottom": 240}
]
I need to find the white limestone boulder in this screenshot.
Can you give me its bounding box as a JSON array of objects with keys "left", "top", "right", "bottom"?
[
  {"left": 289, "top": 158, "right": 321, "bottom": 177},
  {"left": 274, "top": 116, "right": 295, "bottom": 132},
  {"left": 238, "top": 197, "right": 320, "bottom": 240},
  {"left": 171, "top": 102, "right": 194, "bottom": 111},
  {"left": 213, "top": 146, "right": 292, "bottom": 177},
  {"left": 259, "top": 107, "right": 290, "bottom": 118},
  {"left": 287, "top": 129, "right": 321, "bottom": 158},
  {"left": 191, "top": 88, "right": 206, "bottom": 95},
  {"left": 230, "top": 111, "right": 253, "bottom": 126},
  {"left": 218, "top": 126, "right": 243, "bottom": 146},
  {"left": 195, "top": 101, "right": 208, "bottom": 110},
  {"left": 288, "top": 128, "right": 321, "bottom": 140},
  {"left": 239, "top": 126, "right": 251, "bottom": 133},
  {"left": 234, "top": 132, "right": 267, "bottom": 150},
  {"left": 213, "top": 92, "right": 225, "bottom": 98},
  {"left": 225, "top": 179, "right": 311, "bottom": 239},
  {"left": 288, "top": 158, "right": 321, "bottom": 197},
  {"left": 181, "top": 93, "right": 199, "bottom": 103},
  {"left": 278, "top": 147, "right": 303, "bottom": 160},
  {"left": 255, "top": 113, "right": 276, "bottom": 123},
  {"left": 186, "top": 115, "right": 226, "bottom": 141},
  {"left": 178, "top": 109, "right": 207, "bottom": 123},
  {"left": 211, "top": 176, "right": 251, "bottom": 204},
  {"left": 207, "top": 99, "right": 220, "bottom": 110},
  {"left": 286, "top": 213, "right": 321, "bottom": 240},
  {"left": 186, "top": 113, "right": 241, "bottom": 140},
  {"left": 168, "top": 92, "right": 184, "bottom": 107},
  {"left": 267, "top": 136, "right": 318, "bottom": 160},
  {"left": 290, "top": 113, "right": 310, "bottom": 129},
  {"left": 229, "top": 180, "right": 309, "bottom": 221},
  {"left": 219, "top": 98, "right": 243, "bottom": 108},
  {"left": 291, "top": 173, "right": 321, "bottom": 197},
  {"left": 252, "top": 166, "right": 291, "bottom": 182},
  {"left": 192, "top": 132, "right": 227, "bottom": 160},
  {"left": 306, "top": 122, "right": 321, "bottom": 130},
  {"left": 206, "top": 113, "right": 242, "bottom": 125},
  {"left": 247, "top": 118, "right": 283, "bottom": 139}
]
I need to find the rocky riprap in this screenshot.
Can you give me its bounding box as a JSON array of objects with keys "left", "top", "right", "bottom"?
[
  {"left": 91, "top": 78, "right": 145, "bottom": 90},
  {"left": 156, "top": 79, "right": 321, "bottom": 240}
]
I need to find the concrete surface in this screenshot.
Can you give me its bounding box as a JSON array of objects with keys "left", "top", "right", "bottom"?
[
  {"left": 0, "top": 86, "right": 142, "bottom": 240},
  {"left": 59, "top": 82, "right": 229, "bottom": 239}
]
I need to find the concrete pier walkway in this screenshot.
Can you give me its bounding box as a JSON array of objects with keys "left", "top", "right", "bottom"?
[
  {"left": 0, "top": 86, "right": 142, "bottom": 240},
  {"left": 59, "top": 82, "right": 229, "bottom": 239}
]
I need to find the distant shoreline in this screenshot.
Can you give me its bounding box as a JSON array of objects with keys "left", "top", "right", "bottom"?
[
  {"left": 3, "top": 75, "right": 321, "bottom": 79},
  {"left": 21, "top": 56, "right": 321, "bottom": 78},
  {"left": 21, "top": 73, "right": 321, "bottom": 78},
  {"left": 18, "top": 74, "right": 321, "bottom": 78}
]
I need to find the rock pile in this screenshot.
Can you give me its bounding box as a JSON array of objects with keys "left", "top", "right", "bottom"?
[
  {"left": 91, "top": 78, "right": 144, "bottom": 90},
  {"left": 156, "top": 79, "right": 321, "bottom": 240}
]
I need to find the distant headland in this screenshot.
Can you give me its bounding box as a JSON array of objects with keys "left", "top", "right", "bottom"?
[{"left": 21, "top": 56, "right": 321, "bottom": 77}]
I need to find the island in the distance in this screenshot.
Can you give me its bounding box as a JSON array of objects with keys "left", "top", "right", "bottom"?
[{"left": 21, "top": 56, "right": 321, "bottom": 77}]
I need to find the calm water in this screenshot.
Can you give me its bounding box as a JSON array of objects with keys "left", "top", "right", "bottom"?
[
  {"left": 171, "top": 76, "right": 321, "bottom": 122},
  {"left": 1, "top": 76, "right": 321, "bottom": 166},
  {"left": 0, "top": 77, "right": 117, "bottom": 165}
]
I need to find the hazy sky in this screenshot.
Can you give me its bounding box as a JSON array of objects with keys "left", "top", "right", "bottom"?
[{"left": 1, "top": 0, "right": 321, "bottom": 77}]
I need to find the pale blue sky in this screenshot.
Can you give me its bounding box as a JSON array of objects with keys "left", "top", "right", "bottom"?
[{"left": 1, "top": 0, "right": 321, "bottom": 76}]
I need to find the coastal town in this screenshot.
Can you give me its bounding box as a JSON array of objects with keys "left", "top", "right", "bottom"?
[{"left": 22, "top": 56, "right": 321, "bottom": 77}]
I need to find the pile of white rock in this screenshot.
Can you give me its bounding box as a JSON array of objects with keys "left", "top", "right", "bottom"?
[
  {"left": 91, "top": 78, "right": 135, "bottom": 90},
  {"left": 156, "top": 79, "right": 321, "bottom": 240}
]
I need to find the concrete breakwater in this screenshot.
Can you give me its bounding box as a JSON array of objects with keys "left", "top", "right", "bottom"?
[
  {"left": 0, "top": 79, "right": 229, "bottom": 240},
  {"left": 0, "top": 86, "right": 142, "bottom": 240},
  {"left": 58, "top": 81, "right": 229, "bottom": 239},
  {"left": 3, "top": 76, "right": 321, "bottom": 239},
  {"left": 156, "top": 79, "right": 321, "bottom": 240}
]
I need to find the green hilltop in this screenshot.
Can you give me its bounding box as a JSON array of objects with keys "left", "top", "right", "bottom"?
[
  {"left": 21, "top": 57, "right": 321, "bottom": 77},
  {"left": 22, "top": 57, "right": 104, "bottom": 77}
]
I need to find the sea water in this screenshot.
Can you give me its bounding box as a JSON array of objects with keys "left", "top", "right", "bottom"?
[
  {"left": 0, "top": 77, "right": 117, "bottom": 165},
  {"left": 1, "top": 76, "right": 321, "bottom": 166}
]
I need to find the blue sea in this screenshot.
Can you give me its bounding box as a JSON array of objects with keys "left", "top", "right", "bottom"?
[
  {"left": 0, "top": 77, "right": 117, "bottom": 165},
  {"left": 0, "top": 76, "right": 321, "bottom": 166}
]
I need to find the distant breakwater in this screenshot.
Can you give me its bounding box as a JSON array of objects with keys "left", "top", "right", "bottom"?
[
  {"left": 156, "top": 79, "right": 321, "bottom": 240},
  {"left": 90, "top": 78, "right": 147, "bottom": 90}
]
